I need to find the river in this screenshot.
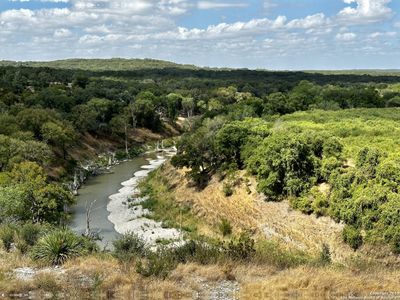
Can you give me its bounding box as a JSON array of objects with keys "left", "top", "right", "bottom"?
[{"left": 69, "top": 149, "right": 177, "bottom": 248}]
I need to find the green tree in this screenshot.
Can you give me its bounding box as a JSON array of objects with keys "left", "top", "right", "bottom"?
[
  {"left": 182, "top": 97, "right": 195, "bottom": 118},
  {"left": 245, "top": 132, "right": 318, "bottom": 200},
  {"left": 133, "top": 92, "right": 160, "bottom": 129},
  {"left": 264, "top": 92, "right": 291, "bottom": 115},
  {"left": 41, "top": 121, "right": 76, "bottom": 159},
  {"left": 70, "top": 104, "right": 99, "bottom": 132},
  {"left": 87, "top": 98, "right": 113, "bottom": 124},
  {"left": 110, "top": 114, "right": 131, "bottom": 155},
  {"left": 17, "top": 108, "right": 60, "bottom": 138},
  {"left": 9, "top": 162, "right": 74, "bottom": 224},
  {"left": 165, "top": 93, "right": 182, "bottom": 120},
  {"left": 215, "top": 122, "right": 250, "bottom": 169}
]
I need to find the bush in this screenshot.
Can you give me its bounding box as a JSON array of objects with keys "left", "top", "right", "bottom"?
[
  {"left": 136, "top": 249, "right": 177, "bottom": 279},
  {"left": 219, "top": 218, "right": 233, "bottom": 236},
  {"left": 291, "top": 195, "right": 313, "bottom": 214},
  {"left": 19, "top": 223, "right": 47, "bottom": 246},
  {"left": 172, "top": 241, "right": 222, "bottom": 265},
  {"left": 225, "top": 233, "right": 256, "bottom": 261},
  {"left": 129, "top": 146, "right": 144, "bottom": 157},
  {"left": 113, "top": 232, "right": 147, "bottom": 262},
  {"left": 0, "top": 225, "right": 15, "bottom": 252},
  {"left": 390, "top": 231, "right": 400, "bottom": 254},
  {"left": 31, "top": 229, "right": 89, "bottom": 265},
  {"left": 254, "top": 240, "right": 310, "bottom": 269},
  {"left": 115, "top": 150, "right": 128, "bottom": 161},
  {"left": 342, "top": 225, "right": 363, "bottom": 250},
  {"left": 319, "top": 243, "right": 331, "bottom": 265},
  {"left": 222, "top": 183, "right": 234, "bottom": 197}
]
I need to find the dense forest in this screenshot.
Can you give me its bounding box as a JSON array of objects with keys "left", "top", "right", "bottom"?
[{"left": 1, "top": 61, "right": 400, "bottom": 297}]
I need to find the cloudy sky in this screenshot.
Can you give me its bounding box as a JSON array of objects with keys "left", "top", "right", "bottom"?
[{"left": 0, "top": 0, "right": 399, "bottom": 69}]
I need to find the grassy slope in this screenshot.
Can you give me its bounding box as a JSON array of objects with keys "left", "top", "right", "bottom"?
[
  {"left": 133, "top": 161, "right": 400, "bottom": 299},
  {"left": 143, "top": 163, "right": 357, "bottom": 262}
]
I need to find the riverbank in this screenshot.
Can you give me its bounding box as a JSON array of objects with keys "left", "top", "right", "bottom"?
[
  {"left": 69, "top": 144, "right": 184, "bottom": 248},
  {"left": 107, "top": 146, "right": 185, "bottom": 247}
]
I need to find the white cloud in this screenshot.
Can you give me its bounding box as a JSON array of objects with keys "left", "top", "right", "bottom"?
[
  {"left": 54, "top": 28, "right": 72, "bottom": 38},
  {"left": 368, "top": 31, "right": 396, "bottom": 38},
  {"left": 11, "top": 0, "right": 70, "bottom": 2},
  {"left": 287, "top": 13, "right": 329, "bottom": 29},
  {"left": 263, "top": 0, "right": 277, "bottom": 11},
  {"left": 338, "top": 0, "right": 393, "bottom": 23},
  {"left": 0, "top": 0, "right": 399, "bottom": 69},
  {"left": 197, "top": 1, "right": 248, "bottom": 10},
  {"left": 336, "top": 32, "right": 357, "bottom": 41}
]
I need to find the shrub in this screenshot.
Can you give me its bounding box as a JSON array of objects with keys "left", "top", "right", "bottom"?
[
  {"left": 342, "top": 225, "right": 363, "bottom": 250},
  {"left": 0, "top": 225, "right": 16, "bottom": 252},
  {"left": 219, "top": 218, "right": 233, "bottom": 236},
  {"left": 319, "top": 243, "right": 331, "bottom": 265},
  {"left": 19, "top": 223, "right": 47, "bottom": 246},
  {"left": 115, "top": 150, "right": 128, "bottom": 161},
  {"left": 136, "top": 249, "right": 176, "bottom": 279},
  {"left": 321, "top": 157, "right": 342, "bottom": 181},
  {"left": 225, "top": 233, "right": 256, "bottom": 261},
  {"left": 31, "top": 229, "right": 88, "bottom": 266},
  {"left": 129, "top": 146, "right": 144, "bottom": 157},
  {"left": 172, "top": 241, "right": 222, "bottom": 265},
  {"left": 254, "top": 240, "right": 310, "bottom": 269},
  {"left": 291, "top": 195, "right": 313, "bottom": 214},
  {"left": 222, "top": 183, "right": 234, "bottom": 197},
  {"left": 14, "top": 236, "right": 29, "bottom": 254},
  {"left": 390, "top": 231, "right": 400, "bottom": 254},
  {"left": 113, "top": 232, "right": 147, "bottom": 262}
]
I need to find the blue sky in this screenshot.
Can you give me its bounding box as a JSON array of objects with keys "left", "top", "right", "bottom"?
[{"left": 0, "top": 0, "right": 399, "bottom": 70}]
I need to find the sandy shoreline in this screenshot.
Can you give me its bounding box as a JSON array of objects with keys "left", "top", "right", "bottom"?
[{"left": 106, "top": 148, "right": 184, "bottom": 247}]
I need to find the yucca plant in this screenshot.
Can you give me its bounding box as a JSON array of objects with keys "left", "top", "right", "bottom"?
[{"left": 31, "top": 229, "right": 85, "bottom": 266}]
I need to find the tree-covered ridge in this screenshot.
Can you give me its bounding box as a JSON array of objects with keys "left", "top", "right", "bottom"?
[
  {"left": 172, "top": 108, "right": 400, "bottom": 254},
  {"left": 0, "top": 58, "right": 199, "bottom": 71}
]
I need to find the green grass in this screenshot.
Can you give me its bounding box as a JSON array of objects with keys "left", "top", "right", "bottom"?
[{"left": 138, "top": 167, "right": 203, "bottom": 238}]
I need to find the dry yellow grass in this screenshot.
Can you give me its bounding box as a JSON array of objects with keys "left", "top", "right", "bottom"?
[
  {"left": 0, "top": 250, "right": 36, "bottom": 294},
  {"left": 62, "top": 255, "right": 190, "bottom": 300},
  {"left": 240, "top": 266, "right": 400, "bottom": 300},
  {"left": 165, "top": 164, "right": 263, "bottom": 233},
  {"left": 162, "top": 163, "right": 354, "bottom": 263}
]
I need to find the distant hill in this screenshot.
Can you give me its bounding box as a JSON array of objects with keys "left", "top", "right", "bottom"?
[
  {"left": 0, "top": 58, "right": 200, "bottom": 71},
  {"left": 305, "top": 69, "right": 400, "bottom": 76},
  {"left": 1, "top": 59, "right": 400, "bottom": 76}
]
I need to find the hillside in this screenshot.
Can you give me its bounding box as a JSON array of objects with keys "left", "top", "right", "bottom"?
[
  {"left": 305, "top": 69, "right": 400, "bottom": 76},
  {"left": 0, "top": 58, "right": 199, "bottom": 71}
]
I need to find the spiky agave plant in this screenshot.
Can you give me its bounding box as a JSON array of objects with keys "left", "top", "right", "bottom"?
[{"left": 31, "top": 229, "right": 85, "bottom": 266}]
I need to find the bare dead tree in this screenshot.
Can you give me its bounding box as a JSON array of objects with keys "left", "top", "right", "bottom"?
[{"left": 85, "top": 199, "right": 97, "bottom": 237}]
